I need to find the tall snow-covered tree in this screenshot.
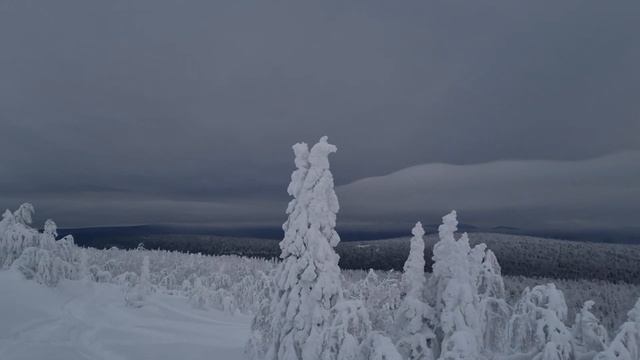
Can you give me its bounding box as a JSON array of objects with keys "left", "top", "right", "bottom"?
[
  {"left": 402, "top": 222, "right": 427, "bottom": 297},
  {"left": 248, "top": 136, "right": 343, "bottom": 360},
  {"left": 396, "top": 222, "right": 436, "bottom": 360},
  {"left": 429, "top": 211, "right": 483, "bottom": 359},
  {"left": 248, "top": 136, "right": 394, "bottom": 360},
  {"left": 477, "top": 249, "right": 505, "bottom": 299},
  {"left": 477, "top": 249, "right": 511, "bottom": 354}
]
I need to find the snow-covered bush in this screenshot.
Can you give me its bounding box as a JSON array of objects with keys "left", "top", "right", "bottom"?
[
  {"left": 349, "top": 269, "right": 402, "bottom": 333},
  {"left": 1, "top": 209, "right": 80, "bottom": 286},
  {"left": 572, "top": 300, "right": 609, "bottom": 356},
  {"left": 362, "top": 332, "right": 403, "bottom": 360},
  {"left": 188, "top": 276, "right": 210, "bottom": 309},
  {"left": 595, "top": 298, "right": 640, "bottom": 360},
  {"left": 13, "top": 246, "right": 75, "bottom": 286},
  {"left": 322, "top": 299, "right": 373, "bottom": 359},
  {"left": 507, "top": 284, "right": 573, "bottom": 359},
  {"left": 0, "top": 204, "right": 38, "bottom": 268},
  {"left": 125, "top": 256, "right": 152, "bottom": 308}
]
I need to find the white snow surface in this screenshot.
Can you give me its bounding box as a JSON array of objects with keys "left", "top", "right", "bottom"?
[{"left": 0, "top": 269, "right": 250, "bottom": 360}]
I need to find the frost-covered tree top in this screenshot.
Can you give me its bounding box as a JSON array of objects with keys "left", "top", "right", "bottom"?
[
  {"left": 432, "top": 211, "right": 473, "bottom": 291},
  {"left": 43, "top": 220, "right": 57, "bottom": 237},
  {"left": 13, "top": 203, "right": 34, "bottom": 225},
  {"left": 402, "top": 222, "right": 426, "bottom": 298},
  {"left": 438, "top": 210, "right": 457, "bottom": 243}
]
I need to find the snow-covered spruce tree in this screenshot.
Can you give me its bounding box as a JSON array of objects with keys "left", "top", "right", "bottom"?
[
  {"left": 395, "top": 222, "right": 436, "bottom": 360},
  {"left": 477, "top": 249, "right": 511, "bottom": 354},
  {"left": 248, "top": 136, "right": 387, "bottom": 360},
  {"left": 476, "top": 249, "right": 505, "bottom": 299},
  {"left": 594, "top": 298, "right": 640, "bottom": 360},
  {"left": 572, "top": 300, "right": 608, "bottom": 357},
  {"left": 246, "top": 141, "right": 311, "bottom": 360},
  {"left": 507, "top": 284, "right": 572, "bottom": 360},
  {"left": 429, "top": 211, "right": 483, "bottom": 359}
]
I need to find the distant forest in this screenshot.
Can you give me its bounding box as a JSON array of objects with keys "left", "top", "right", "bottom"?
[{"left": 69, "top": 232, "right": 640, "bottom": 285}]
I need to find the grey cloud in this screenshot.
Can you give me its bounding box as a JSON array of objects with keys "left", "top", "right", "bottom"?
[
  {"left": 0, "top": 0, "right": 639, "bottom": 228},
  {"left": 338, "top": 152, "right": 640, "bottom": 231}
]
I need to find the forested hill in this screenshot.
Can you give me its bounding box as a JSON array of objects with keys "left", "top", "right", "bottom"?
[{"left": 68, "top": 231, "right": 640, "bottom": 284}]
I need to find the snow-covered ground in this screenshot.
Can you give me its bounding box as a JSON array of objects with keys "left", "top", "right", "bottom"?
[{"left": 0, "top": 269, "right": 250, "bottom": 360}]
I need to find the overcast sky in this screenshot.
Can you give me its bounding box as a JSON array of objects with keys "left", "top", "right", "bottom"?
[{"left": 1, "top": 0, "right": 639, "bottom": 231}]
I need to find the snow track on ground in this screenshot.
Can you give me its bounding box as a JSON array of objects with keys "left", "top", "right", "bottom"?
[{"left": 0, "top": 270, "right": 250, "bottom": 360}]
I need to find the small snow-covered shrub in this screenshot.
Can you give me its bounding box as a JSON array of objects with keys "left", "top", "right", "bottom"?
[
  {"left": 507, "top": 284, "right": 573, "bottom": 359},
  {"left": 362, "top": 332, "right": 403, "bottom": 360},
  {"left": 322, "top": 300, "right": 373, "bottom": 360},
  {"left": 6, "top": 215, "right": 78, "bottom": 286},
  {"left": 125, "top": 256, "right": 152, "bottom": 308},
  {"left": 188, "top": 277, "right": 210, "bottom": 309},
  {"left": 95, "top": 270, "right": 112, "bottom": 283},
  {"left": 572, "top": 300, "right": 609, "bottom": 356},
  {"left": 0, "top": 204, "right": 38, "bottom": 269},
  {"left": 13, "top": 247, "right": 75, "bottom": 286},
  {"left": 595, "top": 298, "right": 640, "bottom": 360}
]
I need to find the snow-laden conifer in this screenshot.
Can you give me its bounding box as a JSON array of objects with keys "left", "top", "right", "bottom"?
[
  {"left": 476, "top": 248, "right": 511, "bottom": 354},
  {"left": 248, "top": 136, "right": 344, "bottom": 360},
  {"left": 248, "top": 136, "right": 391, "bottom": 360},
  {"left": 430, "top": 211, "right": 483, "bottom": 359},
  {"left": 402, "top": 222, "right": 427, "bottom": 297},
  {"left": 396, "top": 222, "right": 436, "bottom": 360}
]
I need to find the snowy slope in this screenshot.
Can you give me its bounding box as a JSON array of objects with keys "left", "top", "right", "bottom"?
[{"left": 0, "top": 270, "right": 250, "bottom": 360}]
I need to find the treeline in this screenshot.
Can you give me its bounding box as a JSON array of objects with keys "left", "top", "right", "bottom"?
[{"left": 69, "top": 232, "right": 640, "bottom": 284}]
